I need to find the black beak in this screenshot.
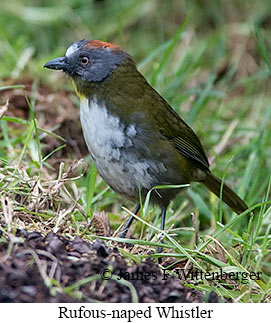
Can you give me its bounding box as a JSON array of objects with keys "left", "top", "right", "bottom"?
[{"left": 44, "top": 56, "right": 67, "bottom": 70}]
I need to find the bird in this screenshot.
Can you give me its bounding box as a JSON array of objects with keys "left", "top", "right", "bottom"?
[{"left": 44, "top": 39, "right": 248, "bottom": 248}]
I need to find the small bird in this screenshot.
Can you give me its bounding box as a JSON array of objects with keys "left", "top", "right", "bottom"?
[{"left": 44, "top": 40, "right": 248, "bottom": 244}]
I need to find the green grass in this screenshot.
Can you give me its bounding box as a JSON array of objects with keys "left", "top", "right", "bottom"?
[{"left": 1, "top": 0, "right": 271, "bottom": 302}]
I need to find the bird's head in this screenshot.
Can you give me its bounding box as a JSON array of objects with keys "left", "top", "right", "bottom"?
[{"left": 44, "top": 40, "right": 132, "bottom": 97}]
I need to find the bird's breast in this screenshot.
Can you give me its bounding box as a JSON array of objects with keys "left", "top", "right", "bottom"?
[
  {"left": 79, "top": 97, "right": 168, "bottom": 198},
  {"left": 80, "top": 97, "right": 135, "bottom": 160}
]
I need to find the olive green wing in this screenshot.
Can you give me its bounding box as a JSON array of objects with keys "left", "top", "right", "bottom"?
[
  {"left": 119, "top": 68, "right": 210, "bottom": 169},
  {"left": 169, "top": 132, "right": 210, "bottom": 169},
  {"left": 159, "top": 107, "right": 210, "bottom": 169}
]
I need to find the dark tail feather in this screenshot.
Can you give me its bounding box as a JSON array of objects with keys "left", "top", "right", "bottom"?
[{"left": 203, "top": 172, "right": 248, "bottom": 214}]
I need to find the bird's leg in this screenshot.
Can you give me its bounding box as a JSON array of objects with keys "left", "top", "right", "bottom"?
[
  {"left": 157, "top": 206, "right": 167, "bottom": 254},
  {"left": 119, "top": 204, "right": 140, "bottom": 238}
]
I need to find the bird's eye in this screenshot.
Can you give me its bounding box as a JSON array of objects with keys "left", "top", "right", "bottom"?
[{"left": 80, "top": 56, "right": 89, "bottom": 65}]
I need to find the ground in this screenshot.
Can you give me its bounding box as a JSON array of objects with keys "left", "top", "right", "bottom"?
[{"left": 0, "top": 231, "right": 222, "bottom": 303}]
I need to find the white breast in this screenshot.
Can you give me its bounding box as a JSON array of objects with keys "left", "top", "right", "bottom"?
[
  {"left": 80, "top": 97, "right": 167, "bottom": 197},
  {"left": 80, "top": 97, "right": 134, "bottom": 159}
]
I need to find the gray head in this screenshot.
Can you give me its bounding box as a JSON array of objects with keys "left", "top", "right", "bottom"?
[{"left": 44, "top": 39, "right": 130, "bottom": 82}]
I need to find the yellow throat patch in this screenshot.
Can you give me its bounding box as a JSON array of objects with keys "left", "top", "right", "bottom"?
[{"left": 71, "top": 79, "right": 85, "bottom": 100}]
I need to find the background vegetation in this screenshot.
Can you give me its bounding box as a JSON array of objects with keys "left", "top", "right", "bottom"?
[{"left": 0, "top": 0, "right": 270, "bottom": 302}]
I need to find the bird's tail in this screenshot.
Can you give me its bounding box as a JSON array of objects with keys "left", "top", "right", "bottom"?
[{"left": 203, "top": 172, "right": 248, "bottom": 214}]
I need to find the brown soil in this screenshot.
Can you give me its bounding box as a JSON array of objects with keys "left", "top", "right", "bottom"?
[
  {"left": 1, "top": 77, "right": 88, "bottom": 161},
  {"left": 0, "top": 231, "right": 222, "bottom": 303}
]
